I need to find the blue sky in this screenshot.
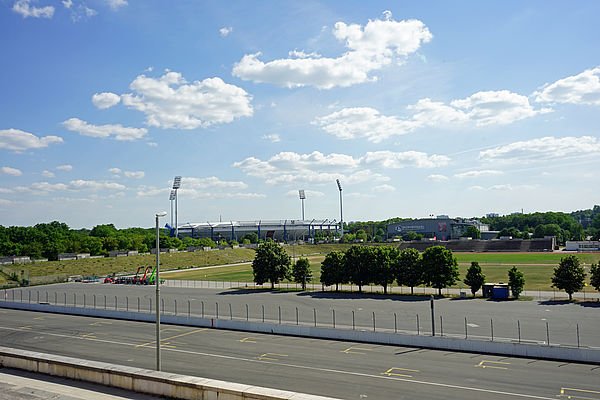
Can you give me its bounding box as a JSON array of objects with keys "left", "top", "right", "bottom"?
[{"left": 1, "top": 1, "right": 599, "bottom": 228}]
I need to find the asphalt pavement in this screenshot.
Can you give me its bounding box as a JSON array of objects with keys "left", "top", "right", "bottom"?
[
  {"left": 4, "top": 283, "right": 600, "bottom": 348},
  {"left": 0, "top": 308, "right": 599, "bottom": 400}
]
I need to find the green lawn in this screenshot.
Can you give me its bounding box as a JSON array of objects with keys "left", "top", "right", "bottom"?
[
  {"left": 4, "top": 244, "right": 600, "bottom": 291},
  {"left": 167, "top": 252, "right": 600, "bottom": 291}
]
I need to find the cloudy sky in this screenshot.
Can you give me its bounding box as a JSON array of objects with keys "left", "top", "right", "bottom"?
[{"left": 1, "top": 1, "right": 599, "bottom": 228}]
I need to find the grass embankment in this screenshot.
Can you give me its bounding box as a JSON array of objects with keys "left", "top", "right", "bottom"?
[{"left": 6, "top": 248, "right": 256, "bottom": 278}]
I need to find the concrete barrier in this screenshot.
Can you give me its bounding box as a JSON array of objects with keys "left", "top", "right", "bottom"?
[
  {"left": 0, "top": 346, "right": 338, "bottom": 400},
  {"left": 2, "top": 300, "right": 599, "bottom": 364}
]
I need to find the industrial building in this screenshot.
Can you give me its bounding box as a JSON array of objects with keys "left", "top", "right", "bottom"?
[
  {"left": 387, "top": 217, "right": 491, "bottom": 240},
  {"left": 167, "top": 219, "right": 339, "bottom": 242}
]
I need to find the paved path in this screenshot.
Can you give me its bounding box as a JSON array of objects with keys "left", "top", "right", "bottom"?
[{"left": 1, "top": 308, "right": 599, "bottom": 400}]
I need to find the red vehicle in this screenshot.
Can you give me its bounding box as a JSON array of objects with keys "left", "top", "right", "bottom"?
[{"left": 104, "top": 274, "right": 115, "bottom": 284}]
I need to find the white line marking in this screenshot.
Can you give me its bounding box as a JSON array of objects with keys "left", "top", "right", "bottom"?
[{"left": 0, "top": 325, "right": 557, "bottom": 399}]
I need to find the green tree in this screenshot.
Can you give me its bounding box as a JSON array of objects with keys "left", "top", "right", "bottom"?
[
  {"left": 242, "top": 232, "right": 259, "bottom": 244},
  {"left": 421, "top": 246, "right": 459, "bottom": 296},
  {"left": 589, "top": 263, "right": 600, "bottom": 293},
  {"left": 355, "top": 229, "right": 368, "bottom": 242},
  {"left": 402, "top": 231, "right": 423, "bottom": 241},
  {"left": 393, "top": 248, "right": 422, "bottom": 295},
  {"left": 551, "top": 255, "right": 586, "bottom": 301},
  {"left": 292, "top": 257, "right": 312, "bottom": 290},
  {"left": 508, "top": 266, "right": 525, "bottom": 299},
  {"left": 343, "top": 245, "right": 373, "bottom": 293},
  {"left": 464, "top": 261, "right": 485, "bottom": 297},
  {"left": 251, "top": 241, "right": 291, "bottom": 289},
  {"left": 461, "top": 226, "right": 481, "bottom": 239},
  {"left": 320, "top": 251, "right": 346, "bottom": 291},
  {"left": 372, "top": 246, "right": 397, "bottom": 294},
  {"left": 90, "top": 224, "right": 118, "bottom": 238}
]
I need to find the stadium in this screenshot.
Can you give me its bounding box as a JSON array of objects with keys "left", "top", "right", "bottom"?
[{"left": 166, "top": 219, "right": 339, "bottom": 242}]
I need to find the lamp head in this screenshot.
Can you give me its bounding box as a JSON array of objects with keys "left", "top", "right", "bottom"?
[{"left": 156, "top": 211, "right": 167, "bottom": 217}]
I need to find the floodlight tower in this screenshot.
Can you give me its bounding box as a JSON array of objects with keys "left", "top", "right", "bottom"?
[
  {"left": 336, "top": 179, "right": 343, "bottom": 238},
  {"left": 299, "top": 190, "right": 306, "bottom": 220},
  {"left": 169, "top": 190, "right": 176, "bottom": 228},
  {"left": 172, "top": 176, "right": 182, "bottom": 238}
]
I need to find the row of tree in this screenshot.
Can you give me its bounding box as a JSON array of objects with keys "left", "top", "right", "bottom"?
[{"left": 251, "top": 243, "right": 600, "bottom": 300}]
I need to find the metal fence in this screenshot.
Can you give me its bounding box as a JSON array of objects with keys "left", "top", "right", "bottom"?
[{"left": 2, "top": 286, "right": 597, "bottom": 350}]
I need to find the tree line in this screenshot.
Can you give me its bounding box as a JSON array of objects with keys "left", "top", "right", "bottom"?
[{"left": 251, "top": 243, "right": 600, "bottom": 300}]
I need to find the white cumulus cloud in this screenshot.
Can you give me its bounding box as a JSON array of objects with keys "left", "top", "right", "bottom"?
[
  {"left": 62, "top": 118, "right": 147, "bottom": 141},
  {"left": 92, "top": 92, "right": 121, "bottom": 109},
  {"left": 41, "top": 170, "right": 55, "bottom": 178},
  {"left": 104, "top": 0, "right": 127, "bottom": 10},
  {"left": 56, "top": 164, "right": 72, "bottom": 171},
  {"left": 1, "top": 167, "right": 23, "bottom": 176},
  {"left": 478, "top": 136, "right": 600, "bottom": 163},
  {"left": 124, "top": 170, "right": 144, "bottom": 179},
  {"left": 313, "top": 107, "right": 415, "bottom": 143},
  {"left": 233, "top": 12, "right": 432, "bottom": 89},
  {"left": 261, "top": 134, "right": 281, "bottom": 143},
  {"left": 12, "top": 0, "right": 54, "bottom": 18},
  {"left": 454, "top": 170, "right": 503, "bottom": 179},
  {"left": 362, "top": 151, "right": 450, "bottom": 169},
  {"left": 534, "top": 67, "right": 600, "bottom": 105},
  {"left": 427, "top": 174, "right": 449, "bottom": 182},
  {"left": 0, "top": 129, "right": 63, "bottom": 151},
  {"left": 120, "top": 71, "right": 253, "bottom": 129},
  {"left": 373, "top": 184, "right": 396, "bottom": 192},
  {"left": 220, "top": 26, "right": 233, "bottom": 36}
]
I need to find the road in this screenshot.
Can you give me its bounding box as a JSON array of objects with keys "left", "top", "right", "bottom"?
[
  {"left": 0, "top": 308, "right": 598, "bottom": 400},
  {"left": 4, "top": 283, "right": 600, "bottom": 348}
]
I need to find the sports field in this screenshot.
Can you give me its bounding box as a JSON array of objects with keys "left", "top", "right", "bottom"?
[{"left": 166, "top": 251, "right": 600, "bottom": 291}]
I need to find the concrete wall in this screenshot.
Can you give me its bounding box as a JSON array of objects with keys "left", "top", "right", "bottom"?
[
  {"left": 0, "top": 346, "right": 338, "bottom": 400},
  {"left": 1, "top": 300, "right": 599, "bottom": 364}
]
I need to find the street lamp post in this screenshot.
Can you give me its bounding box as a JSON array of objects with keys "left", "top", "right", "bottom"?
[
  {"left": 155, "top": 211, "right": 167, "bottom": 371},
  {"left": 336, "top": 179, "right": 343, "bottom": 238}
]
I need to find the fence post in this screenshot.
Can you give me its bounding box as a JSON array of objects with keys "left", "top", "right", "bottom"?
[
  {"left": 126, "top": 296, "right": 129, "bottom": 312},
  {"left": 416, "top": 314, "right": 420, "bottom": 335},
  {"left": 114, "top": 296, "right": 117, "bottom": 311},
  {"left": 161, "top": 298, "right": 164, "bottom": 314},
  {"left": 55, "top": 292, "right": 57, "bottom": 305},
  {"left": 518, "top": 320, "right": 521, "bottom": 343},
  {"left": 84, "top": 294, "right": 86, "bottom": 308},
  {"left": 262, "top": 305, "right": 265, "bottom": 323},
  {"left": 490, "top": 318, "right": 494, "bottom": 341},
  {"left": 188, "top": 300, "right": 191, "bottom": 318},
  {"left": 64, "top": 292, "right": 67, "bottom": 306},
  {"left": 246, "top": 304, "right": 249, "bottom": 321},
  {"left": 352, "top": 310, "right": 355, "bottom": 330},
  {"left": 74, "top": 293, "right": 76, "bottom": 307},
  {"left": 372, "top": 312, "right": 376, "bottom": 332},
  {"left": 440, "top": 316, "right": 443, "bottom": 336},
  {"left": 546, "top": 321, "right": 550, "bottom": 346},
  {"left": 104, "top": 295, "right": 107, "bottom": 309},
  {"left": 394, "top": 313, "right": 397, "bottom": 333},
  {"left": 230, "top": 303, "right": 233, "bottom": 320},
  {"left": 430, "top": 295, "right": 435, "bottom": 336},
  {"left": 332, "top": 309, "right": 335, "bottom": 329},
  {"left": 576, "top": 323, "right": 580, "bottom": 348},
  {"left": 175, "top": 299, "right": 177, "bottom": 316},
  {"left": 216, "top": 302, "right": 219, "bottom": 319},
  {"left": 278, "top": 306, "right": 281, "bottom": 324},
  {"left": 464, "top": 317, "right": 468, "bottom": 339},
  {"left": 202, "top": 301, "right": 204, "bottom": 318},
  {"left": 295, "top": 307, "right": 298, "bottom": 325},
  {"left": 149, "top": 298, "right": 152, "bottom": 314},
  {"left": 314, "top": 308, "right": 317, "bottom": 327},
  {"left": 137, "top": 297, "right": 140, "bottom": 312},
  {"left": 37, "top": 290, "right": 39, "bottom": 302},
  {"left": 28, "top": 291, "right": 30, "bottom": 303}
]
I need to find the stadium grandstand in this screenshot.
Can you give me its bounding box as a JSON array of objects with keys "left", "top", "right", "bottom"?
[{"left": 165, "top": 219, "right": 339, "bottom": 242}]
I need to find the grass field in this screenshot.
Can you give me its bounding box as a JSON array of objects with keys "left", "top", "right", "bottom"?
[
  {"left": 3, "top": 245, "right": 600, "bottom": 291},
  {"left": 166, "top": 251, "right": 600, "bottom": 291}
]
